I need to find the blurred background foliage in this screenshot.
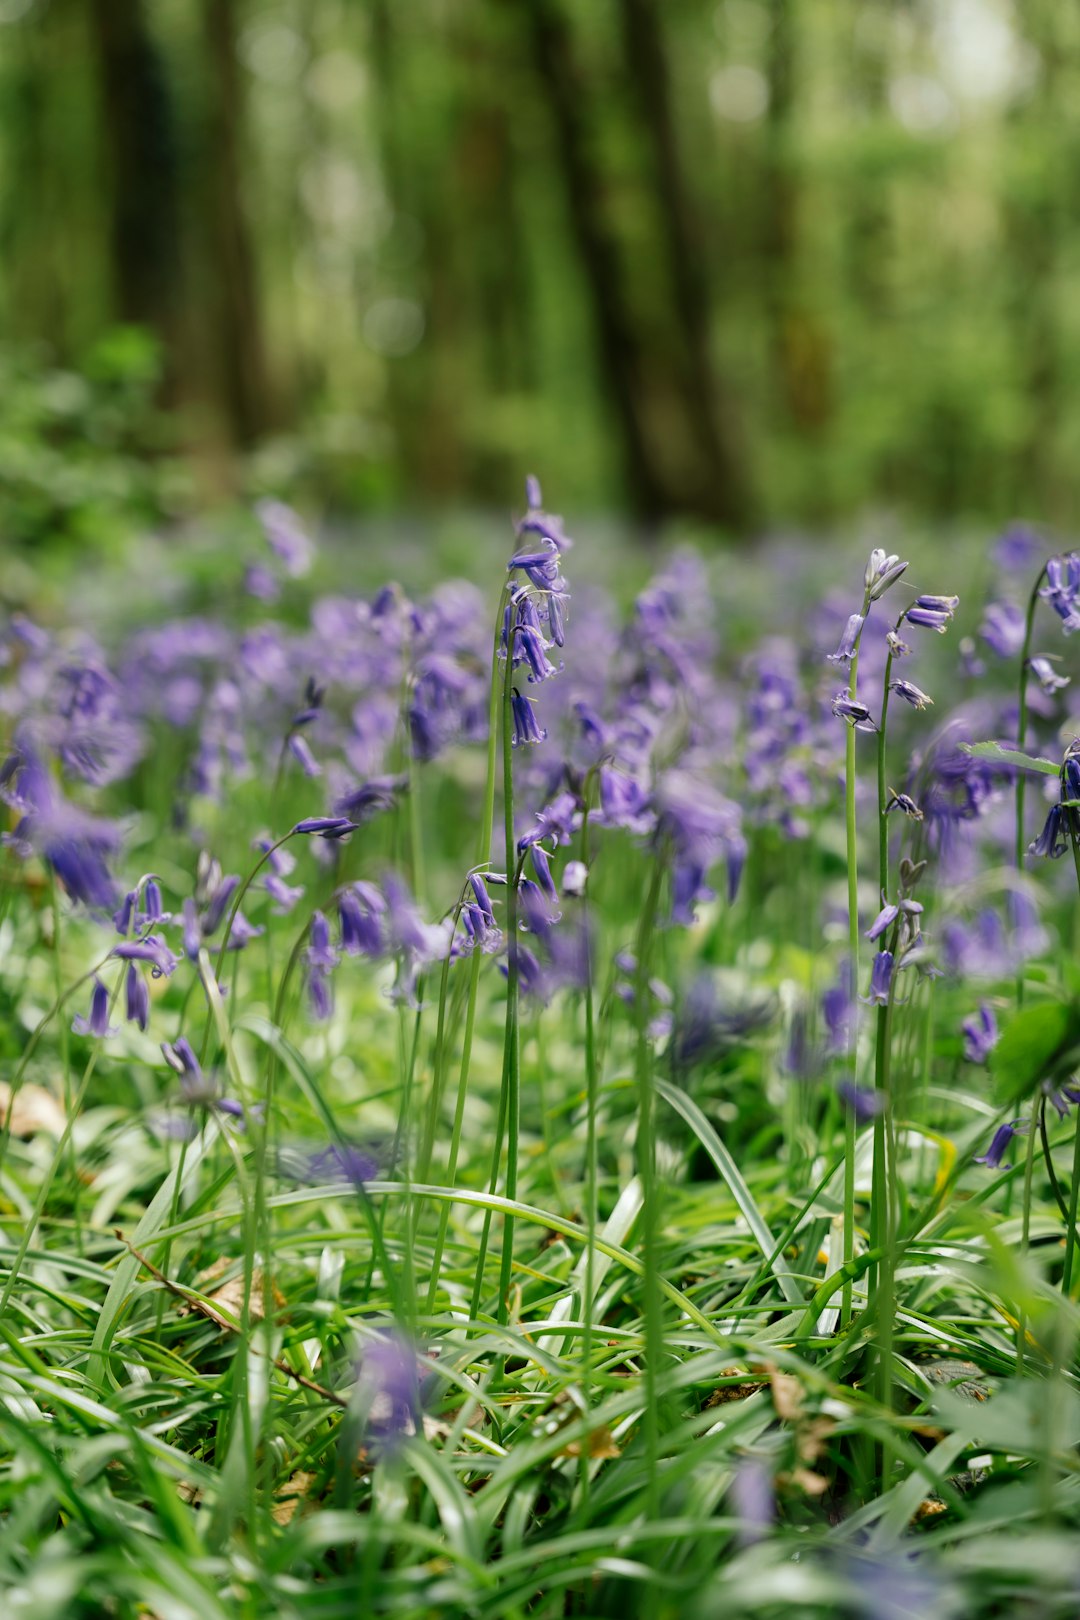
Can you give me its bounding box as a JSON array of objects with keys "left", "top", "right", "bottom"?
[{"left": 1, "top": 0, "right": 1078, "bottom": 544}]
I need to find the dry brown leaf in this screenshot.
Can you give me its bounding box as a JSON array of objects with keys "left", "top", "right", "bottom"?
[
  {"left": 0, "top": 1080, "right": 66, "bottom": 1138},
  {"left": 560, "top": 1424, "right": 621, "bottom": 1461},
  {"left": 763, "top": 1364, "right": 803, "bottom": 1422},
  {"left": 188, "top": 1266, "right": 285, "bottom": 1324},
  {"left": 270, "top": 1469, "right": 318, "bottom": 1526},
  {"left": 914, "top": 1498, "right": 948, "bottom": 1521},
  {"left": 783, "top": 1467, "right": 829, "bottom": 1497},
  {"left": 798, "top": 1415, "right": 836, "bottom": 1466}
]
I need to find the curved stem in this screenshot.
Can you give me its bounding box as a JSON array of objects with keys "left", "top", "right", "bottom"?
[{"left": 841, "top": 616, "right": 867, "bottom": 1325}]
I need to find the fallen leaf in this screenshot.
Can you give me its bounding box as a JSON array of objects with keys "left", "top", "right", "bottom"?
[
  {"left": 190, "top": 1264, "right": 285, "bottom": 1324},
  {"left": 763, "top": 1364, "right": 803, "bottom": 1422},
  {"left": 782, "top": 1467, "right": 829, "bottom": 1496},
  {"left": 561, "top": 1424, "right": 621, "bottom": 1460},
  {"left": 0, "top": 1081, "right": 66, "bottom": 1137},
  {"left": 270, "top": 1469, "right": 318, "bottom": 1526}
]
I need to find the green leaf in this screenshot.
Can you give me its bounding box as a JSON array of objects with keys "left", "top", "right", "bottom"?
[
  {"left": 960, "top": 741, "right": 1060, "bottom": 775},
  {"left": 990, "top": 1000, "right": 1080, "bottom": 1106},
  {"left": 655, "top": 1077, "right": 804, "bottom": 1305}
]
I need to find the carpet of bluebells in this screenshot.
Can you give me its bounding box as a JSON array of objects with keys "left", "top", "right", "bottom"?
[{"left": 7, "top": 491, "right": 1080, "bottom": 1617}]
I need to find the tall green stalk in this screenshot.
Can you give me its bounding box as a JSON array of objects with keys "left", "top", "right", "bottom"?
[
  {"left": 634, "top": 856, "right": 665, "bottom": 1520},
  {"left": 841, "top": 631, "right": 865, "bottom": 1325}
]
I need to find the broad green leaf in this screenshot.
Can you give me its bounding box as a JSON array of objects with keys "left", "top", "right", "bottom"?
[
  {"left": 961, "top": 741, "right": 1060, "bottom": 775},
  {"left": 990, "top": 1000, "right": 1080, "bottom": 1106}
]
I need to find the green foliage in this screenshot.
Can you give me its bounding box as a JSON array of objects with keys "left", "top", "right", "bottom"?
[{"left": 991, "top": 1000, "right": 1080, "bottom": 1106}]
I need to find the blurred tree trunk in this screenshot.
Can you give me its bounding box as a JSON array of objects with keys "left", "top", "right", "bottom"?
[
  {"left": 848, "top": 0, "right": 890, "bottom": 313},
  {"left": 764, "top": 0, "right": 831, "bottom": 437},
  {"left": 88, "top": 0, "right": 183, "bottom": 354},
  {"left": 615, "top": 0, "right": 751, "bottom": 527},
  {"left": 525, "top": 0, "right": 671, "bottom": 522},
  {"left": 199, "top": 0, "right": 272, "bottom": 445}
]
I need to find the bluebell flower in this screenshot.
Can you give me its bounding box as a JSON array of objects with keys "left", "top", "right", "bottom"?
[
  {"left": 518, "top": 791, "right": 581, "bottom": 849},
  {"left": 162, "top": 1036, "right": 203, "bottom": 1086},
  {"left": 1029, "top": 656, "right": 1070, "bottom": 695},
  {"left": 292, "top": 815, "right": 356, "bottom": 839},
  {"left": 995, "top": 523, "right": 1041, "bottom": 571},
  {"left": 525, "top": 473, "right": 543, "bottom": 510},
  {"left": 730, "top": 1455, "right": 774, "bottom": 1549},
  {"left": 837, "top": 1080, "right": 883, "bottom": 1123},
  {"left": 114, "top": 889, "right": 138, "bottom": 935},
  {"left": 974, "top": 1120, "right": 1025, "bottom": 1168},
  {"left": 980, "top": 600, "right": 1025, "bottom": 658},
  {"left": 861, "top": 951, "right": 894, "bottom": 1006},
  {"left": 304, "top": 1142, "right": 379, "bottom": 1187},
  {"left": 256, "top": 497, "right": 314, "bottom": 577},
  {"left": 1029, "top": 804, "right": 1067, "bottom": 859},
  {"left": 864, "top": 549, "right": 909, "bottom": 601},
  {"left": 334, "top": 774, "right": 406, "bottom": 824},
  {"left": 355, "top": 1333, "right": 422, "bottom": 1454},
  {"left": 827, "top": 613, "right": 865, "bottom": 664},
  {"left": 201, "top": 873, "right": 240, "bottom": 936},
  {"left": 288, "top": 734, "right": 322, "bottom": 778},
  {"left": 886, "top": 790, "right": 923, "bottom": 820},
  {"left": 113, "top": 934, "right": 180, "bottom": 978},
  {"left": 962, "top": 1004, "right": 999, "bottom": 1064},
  {"left": 1040, "top": 552, "right": 1080, "bottom": 631},
  {"left": 865, "top": 903, "right": 899, "bottom": 941},
  {"left": 511, "top": 689, "right": 546, "bottom": 747},
  {"left": 891, "top": 679, "right": 933, "bottom": 709},
  {"left": 125, "top": 963, "right": 150, "bottom": 1033},
  {"left": 72, "top": 977, "right": 117, "bottom": 1038},
  {"left": 822, "top": 960, "right": 854, "bottom": 1055},
  {"left": 338, "top": 882, "right": 386, "bottom": 957},
  {"left": 2, "top": 735, "right": 120, "bottom": 910},
  {"left": 832, "top": 694, "right": 877, "bottom": 731},
  {"left": 265, "top": 874, "right": 304, "bottom": 913}
]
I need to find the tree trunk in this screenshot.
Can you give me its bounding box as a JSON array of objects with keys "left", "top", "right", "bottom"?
[
  {"left": 525, "top": 0, "right": 672, "bottom": 522},
  {"left": 88, "top": 0, "right": 183, "bottom": 346},
  {"left": 199, "top": 0, "right": 271, "bottom": 445},
  {"left": 615, "top": 0, "right": 751, "bottom": 527}
]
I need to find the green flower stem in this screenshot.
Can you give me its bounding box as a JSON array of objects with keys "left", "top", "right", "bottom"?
[
  {"left": 635, "top": 854, "right": 665, "bottom": 1522},
  {"left": 1062, "top": 827, "right": 1080, "bottom": 1297},
  {"left": 1014, "top": 564, "right": 1049, "bottom": 1007},
  {"left": 495, "top": 644, "right": 521, "bottom": 1326},
  {"left": 579, "top": 775, "right": 599, "bottom": 1509},
  {"left": 465, "top": 587, "right": 515, "bottom": 1324},
  {"left": 841, "top": 613, "right": 868, "bottom": 1325}
]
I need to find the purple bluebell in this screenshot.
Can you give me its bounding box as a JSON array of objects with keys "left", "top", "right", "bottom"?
[
  {"left": 962, "top": 1004, "right": 999, "bottom": 1065},
  {"left": 547, "top": 593, "right": 566, "bottom": 647},
  {"left": 113, "top": 934, "right": 180, "bottom": 978},
  {"left": 125, "top": 963, "right": 150, "bottom": 1033},
  {"left": 511, "top": 689, "right": 546, "bottom": 747},
  {"left": 980, "top": 600, "right": 1025, "bottom": 658},
  {"left": 671, "top": 974, "right": 776, "bottom": 1068},
  {"left": 292, "top": 815, "right": 356, "bottom": 839},
  {"left": 827, "top": 613, "right": 865, "bottom": 664},
  {"left": 515, "top": 622, "right": 559, "bottom": 684},
  {"left": 730, "top": 1454, "right": 774, "bottom": 1548},
  {"left": 72, "top": 977, "right": 117, "bottom": 1038},
  {"left": 528, "top": 844, "right": 559, "bottom": 904},
  {"left": 256, "top": 497, "right": 313, "bottom": 577},
  {"left": 201, "top": 873, "right": 240, "bottom": 936},
  {"left": 264, "top": 874, "right": 304, "bottom": 913},
  {"left": 886, "top": 628, "right": 912, "bottom": 658},
  {"left": 905, "top": 607, "right": 951, "bottom": 633},
  {"left": 288, "top": 734, "right": 322, "bottom": 778},
  {"left": 864, "top": 549, "right": 909, "bottom": 601},
  {"left": 886, "top": 790, "right": 923, "bottom": 820},
  {"left": 181, "top": 899, "right": 201, "bottom": 962},
  {"left": 1029, "top": 804, "right": 1067, "bottom": 859},
  {"left": 995, "top": 523, "right": 1041, "bottom": 571},
  {"left": 519, "top": 791, "right": 581, "bottom": 848},
  {"left": 1040, "top": 553, "right": 1080, "bottom": 631},
  {"left": 162, "top": 1036, "right": 202, "bottom": 1084},
  {"left": 865, "top": 903, "right": 899, "bottom": 941},
  {"left": 338, "top": 882, "right": 386, "bottom": 957},
  {"left": 831, "top": 694, "right": 877, "bottom": 731},
  {"left": 1029, "top": 656, "right": 1069, "bottom": 695},
  {"left": 891, "top": 679, "right": 933, "bottom": 709},
  {"left": 304, "top": 1142, "right": 379, "bottom": 1187},
  {"left": 525, "top": 473, "right": 543, "bottom": 510},
  {"left": 245, "top": 563, "right": 280, "bottom": 601},
  {"left": 114, "top": 889, "right": 138, "bottom": 935},
  {"left": 837, "top": 1081, "right": 883, "bottom": 1123},
  {"left": 355, "top": 1333, "right": 421, "bottom": 1452},
  {"left": 2, "top": 736, "right": 120, "bottom": 910},
  {"left": 334, "top": 774, "right": 406, "bottom": 825},
  {"left": 974, "top": 1120, "right": 1024, "bottom": 1168},
  {"left": 562, "top": 860, "right": 588, "bottom": 897},
  {"left": 861, "top": 951, "right": 894, "bottom": 1006},
  {"left": 518, "top": 878, "right": 559, "bottom": 941},
  {"left": 822, "top": 961, "right": 854, "bottom": 1055}
]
